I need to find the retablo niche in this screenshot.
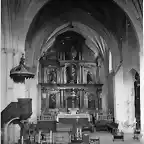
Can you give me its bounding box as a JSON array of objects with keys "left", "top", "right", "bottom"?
[{"left": 10, "top": 54, "right": 35, "bottom": 83}]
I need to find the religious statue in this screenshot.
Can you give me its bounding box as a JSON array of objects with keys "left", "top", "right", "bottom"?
[
  {"left": 87, "top": 71, "right": 93, "bottom": 84},
  {"left": 49, "top": 94, "right": 56, "bottom": 109},
  {"left": 66, "top": 64, "right": 77, "bottom": 84},
  {"left": 49, "top": 69, "right": 57, "bottom": 84},
  {"left": 71, "top": 64, "right": 77, "bottom": 83},
  {"left": 71, "top": 46, "right": 77, "bottom": 60}
]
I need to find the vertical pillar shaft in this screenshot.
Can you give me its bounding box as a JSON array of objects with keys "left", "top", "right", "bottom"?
[
  {"left": 79, "top": 66, "right": 81, "bottom": 84},
  {"left": 50, "top": 131, "right": 53, "bottom": 143},
  {"left": 64, "top": 66, "right": 66, "bottom": 84},
  {"left": 60, "top": 68, "right": 62, "bottom": 84},
  {"left": 1, "top": 51, "right": 7, "bottom": 110},
  {"left": 2, "top": 0, "right": 15, "bottom": 109},
  {"left": 46, "top": 93, "right": 49, "bottom": 108},
  {"left": 66, "top": 95, "right": 67, "bottom": 109},
  {"left": 60, "top": 52, "right": 63, "bottom": 84},
  {"left": 140, "top": 65, "right": 144, "bottom": 141},
  {"left": 60, "top": 90, "right": 64, "bottom": 108},
  {"left": 81, "top": 66, "right": 83, "bottom": 84},
  {"left": 80, "top": 90, "right": 84, "bottom": 108},
  {"left": 60, "top": 90, "right": 61, "bottom": 108},
  {"left": 4, "top": 124, "right": 8, "bottom": 144},
  {"left": 7, "top": 53, "right": 14, "bottom": 103},
  {"left": 38, "top": 131, "right": 41, "bottom": 143},
  {"left": 84, "top": 92, "right": 88, "bottom": 109},
  {"left": 95, "top": 89, "right": 98, "bottom": 110},
  {"left": 56, "top": 92, "right": 60, "bottom": 108},
  {"left": 96, "top": 66, "right": 100, "bottom": 83},
  {"left": 140, "top": 43, "right": 144, "bottom": 142},
  {"left": 101, "top": 83, "right": 108, "bottom": 113},
  {"left": 37, "top": 84, "right": 41, "bottom": 117},
  {"left": 113, "top": 66, "right": 130, "bottom": 132},
  {"left": 79, "top": 91, "right": 81, "bottom": 108}
]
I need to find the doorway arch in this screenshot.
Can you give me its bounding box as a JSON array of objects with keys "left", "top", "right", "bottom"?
[
  {"left": 129, "top": 69, "right": 140, "bottom": 129},
  {"left": 3, "top": 118, "right": 24, "bottom": 144}
]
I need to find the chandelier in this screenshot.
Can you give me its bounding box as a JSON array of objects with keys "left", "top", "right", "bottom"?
[{"left": 10, "top": 54, "right": 35, "bottom": 83}]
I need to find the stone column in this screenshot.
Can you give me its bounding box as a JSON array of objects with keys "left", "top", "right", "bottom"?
[
  {"left": 140, "top": 56, "right": 144, "bottom": 142},
  {"left": 79, "top": 90, "right": 83, "bottom": 108},
  {"left": 1, "top": 50, "right": 7, "bottom": 111},
  {"left": 140, "top": 93, "right": 144, "bottom": 142},
  {"left": 101, "top": 83, "right": 108, "bottom": 113},
  {"left": 64, "top": 66, "right": 66, "bottom": 84},
  {"left": 96, "top": 66, "right": 100, "bottom": 83},
  {"left": 113, "top": 66, "right": 129, "bottom": 132},
  {"left": 1, "top": 0, "right": 16, "bottom": 108},
  {"left": 65, "top": 93, "right": 67, "bottom": 109},
  {"left": 60, "top": 90, "right": 64, "bottom": 108},
  {"left": 60, "top": 67, "right": 63, "bottom": 84},
  {"left": 62, "top": 67, "right": 65, "bottom": 84},
  {"left": 81, "top": 66, "right": 83, "bottom": 84},
  {"left": 7, "top": 52, "right": 14, "bottom": 104},
  {"left": 37, "top": 84, "right": 41, "bottom": 116},
  {"left": 84, "top": 92, "right": 88, "bottom": 108},
  {"left": 56, "top": 92, "right": 60, "bottom": 108},
  {"left": 46, "top": 93, "right": 49, "bottom": 108}
]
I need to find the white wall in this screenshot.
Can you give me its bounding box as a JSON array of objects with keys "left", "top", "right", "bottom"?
[{"left": 111, "top": 23, "right": 140, "bottom": 132}]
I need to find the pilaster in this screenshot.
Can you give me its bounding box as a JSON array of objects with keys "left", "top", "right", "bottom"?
[
  {"left": 37, "top": 84, "right": 41, "bottom": 117},
  {"left": 140, "top": 54, "right": 144, "bottom": 142}
]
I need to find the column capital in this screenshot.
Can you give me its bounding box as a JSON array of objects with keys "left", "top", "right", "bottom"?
[{"left": 1, "top": 48, "right": 23, "bottom": 55}]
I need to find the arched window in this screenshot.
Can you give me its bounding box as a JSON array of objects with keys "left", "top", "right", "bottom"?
[{"left": 109, "top": 51, "right": 112, "bottom": 72}]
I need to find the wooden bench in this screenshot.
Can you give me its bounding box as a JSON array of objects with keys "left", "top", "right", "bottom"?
[
  {"left": 107, "top": 122, "right": 118, "bottom": 133},
  {"left": 112, "top": 129, "right": 124, "bottom": 141},
  {"left": 90, "top": 137, "right": 100, "bottom": 144},
  {"left": 133, "top": 129, "right": 141, "bottom": 140}
]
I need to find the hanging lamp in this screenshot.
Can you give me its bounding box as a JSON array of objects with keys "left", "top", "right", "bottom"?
[{"left": 10, "top": 54, "right": 35, "bottom": 83}]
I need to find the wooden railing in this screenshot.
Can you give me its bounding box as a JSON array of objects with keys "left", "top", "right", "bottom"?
[
  {"left": 37, "top": 115, "right": 56, "bottom": 121},
  {"left": 96, "top": 114, "right": 113, "bottom": 121},
  {"left": 38, "top": 132, "right": 70, "bottom": 144}
]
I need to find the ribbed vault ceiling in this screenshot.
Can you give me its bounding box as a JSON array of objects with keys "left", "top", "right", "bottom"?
[
  {"left": 41, "top": 21, "right": 108, "bottom": 59},
  {"left": 25, "top": 0, "right": 134, "bottom": 68},
  {"left": 26, "top": 0, "right": 128, "bottom": 43}
]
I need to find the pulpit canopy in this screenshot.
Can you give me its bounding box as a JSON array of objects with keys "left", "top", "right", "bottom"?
[{"left": 10, "top": 54, "right": 35, "bottom": 83}]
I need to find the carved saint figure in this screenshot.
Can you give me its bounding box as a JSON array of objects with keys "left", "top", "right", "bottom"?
[
  {"left": 66, "top": 64, "right": 77, "bottom": 83},
  {"left": 71, "top": 46, "right": 77, "bottom": 60},
  {"left": 87, "top": 71, "right": 93, "bottom": 84},
  {"left": 49, "top": 69, "right": 56, "bottom": 83},
  {"left": 49, "top": 94, "right": 56, "bottom": 109}
]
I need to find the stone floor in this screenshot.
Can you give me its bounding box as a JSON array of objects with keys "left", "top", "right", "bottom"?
[
  {"left": 88, "top": 131, "right": 142, "bottom": 144},
  {"left": 52, "top": 131, "right": 143, "bottom": 144}
]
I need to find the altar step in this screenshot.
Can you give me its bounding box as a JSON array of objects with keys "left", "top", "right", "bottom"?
[
  {"left": 40, "top": 132, "right": 70, "bottom": 143},
  {"left": 56, "top": 123, "right": 73, "bottom": 132}
]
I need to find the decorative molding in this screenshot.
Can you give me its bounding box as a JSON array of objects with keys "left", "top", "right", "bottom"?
[
  {"left": 1, "top": 48, "right": 22, "bottom": 55},
  {"left": 1, "top": 48, "right": 15, "bottom": 54}
]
